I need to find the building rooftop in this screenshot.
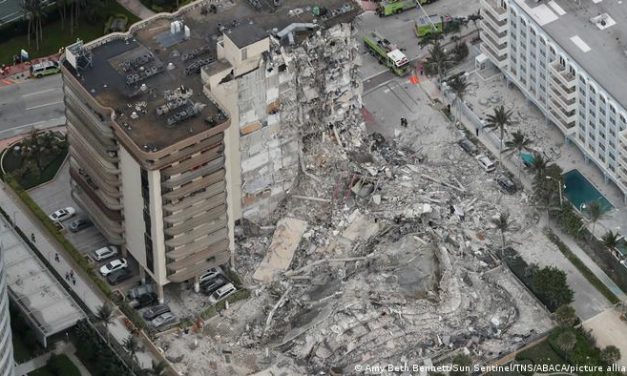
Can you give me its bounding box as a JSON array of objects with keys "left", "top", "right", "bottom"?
[
  {"left": 226, "top": 23, "right": 267, "bottom": 48},
  {"left": 1, "top": 217, "right": 84, "bottom": 342},
  {"left": 62, "top": 0, "right": 358, "bottom": 152},
  {"left": 516, "top": 0, "right": 627, "bottom": 108}
]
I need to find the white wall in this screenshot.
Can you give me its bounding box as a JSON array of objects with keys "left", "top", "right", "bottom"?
[{"left": 119, "top": 147, "right": 147, "bottom": 274}]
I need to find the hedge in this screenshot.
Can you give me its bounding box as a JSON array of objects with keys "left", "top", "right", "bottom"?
[
  {"left": 200, "top": 289, "right": 251, "bottom": 320},
  {"left": 545, "top": 229, "right": 620, "bottom": 304}
]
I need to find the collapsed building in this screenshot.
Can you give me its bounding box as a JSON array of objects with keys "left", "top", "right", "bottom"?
[{"left": 153, "top": 7, "right": 554, "bottom": 374}]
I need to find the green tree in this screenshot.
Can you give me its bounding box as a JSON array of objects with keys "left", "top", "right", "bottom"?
[
  {"left": 21, "top": 0, "right": 45, "bottom": 50},
  {"left": 450, "top": 354, "right": 472, "bottom": 376},
  {"left": 483, "top": 105, "right": 513, "bottom": 167},
  {"left": 602, "top": 230, "right": 619, "bottom": 250},
  {"left": 96, "top": 303, "right": 114, "bottom": 344},
  {"left": 504, "top": 130, "right": 532, "bottom": 179},
  {"left": 601, "top": 345, "right": 621, "bottom": 365},
  {"left": 583, "top": 201, "right": 604, "bottom": 240},
  {"left": 123, "top": 334, "right": 139, "bottom": 360},
  {"left": 555, "top": 330, "right": 577, "bottom": 355},
  {"left": 554, "top": 305, "right": 578, "bottom": 327},
  {"left": 424, "top": 41, "right": 453, "bottom": 83},
  {"left": 491, "top": 211, "right": 510, "bottom": 257},
  {"left": 448, "top": 75, "right": 469, "bottom": 120},
  {"left": 532, "top": 266, "right": 574, "bottom": 311}
]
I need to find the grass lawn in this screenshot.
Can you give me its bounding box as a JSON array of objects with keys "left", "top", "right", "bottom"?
[
  {"left": 0, "top": 3, "right": 140, "bottom": 65},
  {"left": 28, "top": 354, "right": 81, "bottom": 376},
  {"left": 2, "top": 147, "right": 68, "bottom": 189},
  {"left": 516, "top": 338, "right": 566, "bottom": 366}
]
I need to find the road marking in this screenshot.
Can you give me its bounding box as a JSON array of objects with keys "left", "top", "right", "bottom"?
[
  {"left": 25, "top": 100, "right": 64, "bottom": 111},
  {"left": 22, "top": 88, "right": 58, "bottom": 98}
]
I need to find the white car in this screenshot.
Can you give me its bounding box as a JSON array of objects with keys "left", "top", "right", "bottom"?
[
  {"left": 99, "top": 258, "right": 128, "bottom": 276},
  {"left": 93, "top": 246, "right": 118, "bottom": 262},
  {"left": 198, "top": 267, "right": 223, "bottom": 284},
  {"left": 208, "top": 283, "right": 236, "bottom": 305},
  {"left": 475, "top": 154, "right": 496, "bottom": 173},
  {"left": 49, "top": 207, "right": 76, "bottom": 222}
]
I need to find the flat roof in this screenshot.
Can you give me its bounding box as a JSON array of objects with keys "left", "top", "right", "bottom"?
[
  {"left": 63, "top": 0, "right": 358, "bottom": 151},
  {"left": 515, "top": 0, "right": 627, "bottom": 107},
  {"left": 1, "top": 218, "right": 84, "bottom": 339},
  {"left": 226, "top": 23, "right": 267, "bottom": 48}
]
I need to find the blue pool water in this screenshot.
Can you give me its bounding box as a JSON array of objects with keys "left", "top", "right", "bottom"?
[{"left": 562, "top": 169, "right": 614, "bottom": 213}]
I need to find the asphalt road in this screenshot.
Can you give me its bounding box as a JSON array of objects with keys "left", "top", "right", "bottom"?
[{"left": 0, "top": 74, "right": 66, "bottom": 138}]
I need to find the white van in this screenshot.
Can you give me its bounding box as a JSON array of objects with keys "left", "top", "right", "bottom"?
[
  {"left": 476, "top": 154, "right": 496, "bottom": 172},
  {"left": 93, "top": 246, "right": 118, "bottom": 261},
  {"left": 208, "top": 283, "right": 236, "bottom": 305},
  {"left": 30, "top": 60, "right": 60, "bottom": 78}
]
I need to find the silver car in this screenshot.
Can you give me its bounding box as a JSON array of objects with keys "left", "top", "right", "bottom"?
[{"left": 150, "top": 312, "right": 178, "bottom": 330}]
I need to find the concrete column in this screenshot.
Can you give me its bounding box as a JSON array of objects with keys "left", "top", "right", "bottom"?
[
  {"left": 604, "top": 173, "right": 609, "bottom": 184},
  {"left": 564, "top": 135, "right": 570, "bottom": 145},
  {"left": 157, "top": 284, "right": 164, "bottom": 304},
  {"left": 139, "top": 267, "right": 146, "bottom": 284}
]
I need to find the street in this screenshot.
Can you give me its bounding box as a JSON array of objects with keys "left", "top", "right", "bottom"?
[{"left": 0, "top": 75, "right": 65, "bottom": 138}]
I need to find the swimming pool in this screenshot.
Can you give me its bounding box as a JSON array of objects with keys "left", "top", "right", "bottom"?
[{"left": 562, "top": 169, "right": 614, "bottom": 213}]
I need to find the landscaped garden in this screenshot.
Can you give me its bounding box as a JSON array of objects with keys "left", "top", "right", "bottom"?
[
  {"left": 1, "top": 130, "right": 68, "bottom": 189},
  {"left": 29, "top": 354, "right": 81, "bottom": 376},
  {"left": 0, "top": 1, "right": 140, "bottom": 65}
]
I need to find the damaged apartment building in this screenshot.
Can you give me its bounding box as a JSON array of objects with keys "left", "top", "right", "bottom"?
[{"left": 60, "top": 0, "right": 360, "bottom": 300}]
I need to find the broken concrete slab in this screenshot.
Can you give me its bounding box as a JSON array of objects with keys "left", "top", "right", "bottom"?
[{"left": 253, "top": 217, "right": 308, "bottom": 284}]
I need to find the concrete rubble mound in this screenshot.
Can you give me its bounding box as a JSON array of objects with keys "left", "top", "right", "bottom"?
[{"left": 157, "top": 20, "right": 553, "bottom": 376}]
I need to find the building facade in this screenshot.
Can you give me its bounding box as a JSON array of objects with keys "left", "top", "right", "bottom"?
[
  {"left": 0, "top": 249, "right": 15, "bottom": 376},
  {"left": 481, "top": 0, "right": 627, "bottom": 198}
]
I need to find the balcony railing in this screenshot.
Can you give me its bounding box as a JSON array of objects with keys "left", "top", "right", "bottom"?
[
  {"left": 549, "top": 61, "right": 576, "bottom": 88},
  {"left": 480, "top": 44, "right": 508, "bottom": 68},
  {"left": 549, "top": 86, "right": 576, "bottom": 112},
  {"left": 481, "top": 0, "right": 507, "bottom": 21},
  {"left": 480, "top": 29, "right": 507, "bottom": 52}
]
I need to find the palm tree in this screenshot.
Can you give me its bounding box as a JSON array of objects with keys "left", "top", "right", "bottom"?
[
  {"left": 96, "top": 303, "right": 114, "bottom": 344},
  {"left": 491, "top": 211, "right": 510, "bottom": 257},
  {"left": 583, "top": 201, "right": 604, "bottom": 239},
  {"left": 504, "top": 131, "right": 532, "bottom": 179},
  {"left": 149, "top": 360, "right": 167, "bottom": 376},
  {"left": 424, "top": 41, "right": 452, "bottom": 83},
  {"left": 448, "top": 75, "right": 469, "bottom": 120},
  {"left": 483, "top": 105, "right": 513, "bottom": 167},
  {"left": 21, "top": 0, "right": 45, "bottom": 50},
  {"left": 554, "top": 305, "right": 578, "bottom": 327},
  {"left": 123, "top": 334, "right": 139, "bottom": 360},
  {"left": 56, "top": 0, "right": 66, "bottom": 30},
  {"left": 555, "top": 330, "right": 577, "bottom": 356},
  {"left": 602, "top": 230, "right": 619, "bottom": 250}
]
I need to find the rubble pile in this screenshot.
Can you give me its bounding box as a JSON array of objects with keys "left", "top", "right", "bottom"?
[{"left": 158, "top": 20, "right": 553, "bottom": 376}]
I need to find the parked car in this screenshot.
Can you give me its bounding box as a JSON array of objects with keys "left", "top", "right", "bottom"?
[
  {"left": 458, "top": 138, "right": 478, "bottom": 155},
  {"left": 143, "top": 304, "right": 171, "bottom": 321},
  {"left": 208, "top": 283, "right": 236, "bottom": 305},
  {"left": 475, "top": 154, "right": 496, "bottom": 172},
  {"left": 201, "top": 276, "right": 228, "bottom": 296},
  {"left": 30, "top": 60, "right": 60, "bottom": 78},
  {"left": 99, "top": 258, "right": 127, "bottom": 276},
  {"left": 93, "top": 246, "right": 118, "bottom": 262},
  {"left": 150, "top": 312, "right": 178, "bottom": 331},
  {"left": 496, "top": 175, "right": 517, "bottom": 194},
  {"left": 106, "top": 269, "right": 132, "bottom": 285},
  {"left": 198, "top": 267, "right": 223, "bottom": 284},
  {"left": 129, "top": 292, "right": 158, "bottom": 309},
  {"left": 68, "top": 217, "right": 92, "bottom": 232},
  {"left": 49, "top": 207, "right": 76, "bottom": 222},
  {"left": 127, "top": 283, "right": 155, "bottom": 301}
]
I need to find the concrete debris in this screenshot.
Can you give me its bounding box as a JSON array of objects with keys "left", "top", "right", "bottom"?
[
  {"left": 157, "top": 17, "right": 554, "bottom": 376},
  {"left": 252, "top": 218, "right": 307, "bottom": 284}
]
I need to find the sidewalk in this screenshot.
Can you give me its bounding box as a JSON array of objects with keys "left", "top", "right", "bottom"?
[
  {"left": 436, "top": 75, "right": 627, "bottom": 302},
  {"left": 116, "top": 0, "right": 155, "bottom": 19},
  {"left": 0, "top": 181, "right": 159, "bottom": 369}
]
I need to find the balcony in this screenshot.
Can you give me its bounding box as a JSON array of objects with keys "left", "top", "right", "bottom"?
[
  {"left": 481, "top": 6, "right": 508, "bottom": 33},
  {"left": 481, "top": 0, "right": 507, "bottom": 22},
  {"left": 480, "top": 29, "right": 507, "bottom": 52},
  {"left": 480, "top": 43, "right": 508, "bottom": 68},
  {"left": 548, "top": 106, "right": 576, "bottom": 131},
  {"left": 549, "top": 86, "right": 576, "bottom": 112},
  {"left": 549, "top": 61, "right": 576, "bottom": 89},
  {"left": 480, "top": 20, "right": 507, "bottom": 45}
]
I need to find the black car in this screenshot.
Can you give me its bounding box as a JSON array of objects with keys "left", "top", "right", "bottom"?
[
  {"left": 458, "top": 139, "right": 478, "bottom": 155},
  {"left": 143, "top": 304, "right": 171, "bottom": 321},
  {"left": 200, "top": 276, "right": 228, "bottom": 296},
  {"left": 106, "top": 269, "right": 132, "bottom": 285},
  {"left": 131, "top": 292, "right": 158, "bottom": 309},
  {"left": 68, "top": 218, "right": 93, "bottom": 233},
  {"left": 496, "top": 175, "right": 517, "bottom": 194}
]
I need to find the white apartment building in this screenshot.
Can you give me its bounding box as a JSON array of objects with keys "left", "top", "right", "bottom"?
[{"left": 481, "top": 0, "right": 627, "bottom": 200}]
